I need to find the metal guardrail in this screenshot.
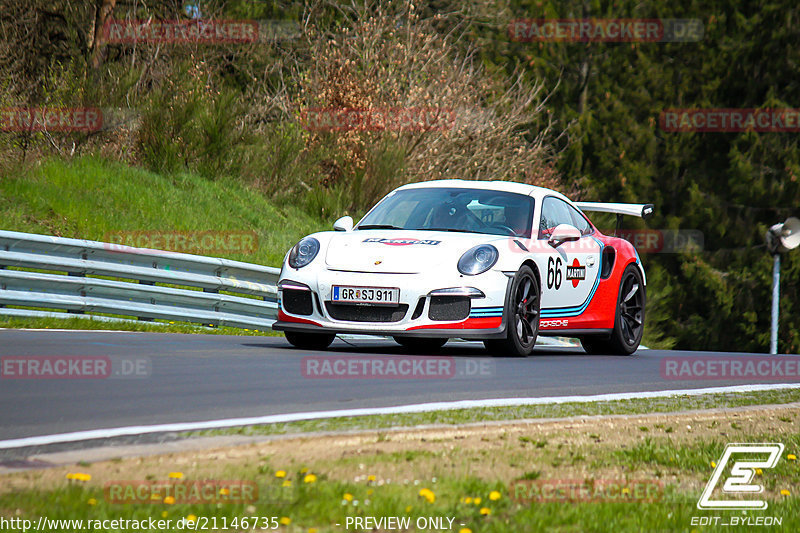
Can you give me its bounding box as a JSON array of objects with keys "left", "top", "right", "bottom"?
[{"left": 0, "top": 230, "right": 279, "bottom": 330}]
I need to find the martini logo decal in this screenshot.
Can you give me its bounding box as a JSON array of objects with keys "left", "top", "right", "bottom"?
[
  {"left": 363, "top": 238, "right": 441, "bottom": 246},
  {"left": 566, "top": 258, "right": 586, "bottom": 288}
]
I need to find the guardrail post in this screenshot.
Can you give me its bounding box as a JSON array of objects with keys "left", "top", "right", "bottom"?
[{"left": 136, "top": 280, "right": 156, "bottom": 321}]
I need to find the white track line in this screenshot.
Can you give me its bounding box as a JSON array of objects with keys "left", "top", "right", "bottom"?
[{"left": 2, "top": 383, "right": 799, "bottom": 450}]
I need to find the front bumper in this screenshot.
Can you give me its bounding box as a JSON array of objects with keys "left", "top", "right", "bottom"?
[{"left": 273, "top": 269, "right": 511, "bottom": 339}]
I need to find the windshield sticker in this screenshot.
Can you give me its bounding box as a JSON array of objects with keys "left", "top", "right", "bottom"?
[{"left": 363, "top": 238, "right": 442, "bottom": 246}]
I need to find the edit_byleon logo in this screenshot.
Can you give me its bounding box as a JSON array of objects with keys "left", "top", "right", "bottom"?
[{"left": 697, "top": 443, "right": 784, "bottom": 510}]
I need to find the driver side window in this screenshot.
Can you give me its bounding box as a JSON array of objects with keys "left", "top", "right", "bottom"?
[
  {"left": 538, "top": 197, "right": 574, "bottom": 239},
  {"left": 538, "top": 196, "right": 594, "bottom": 238},
  {"left": 568, "top": 205, "right": 594, "bottom": 236}
]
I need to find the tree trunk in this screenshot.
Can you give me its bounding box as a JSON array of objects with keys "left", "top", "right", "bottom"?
[{"left": 89, "top": 0, "right": 116, "bottom": 69}]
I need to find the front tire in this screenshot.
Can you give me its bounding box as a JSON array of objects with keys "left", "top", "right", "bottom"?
[
  {"left": 392, "top": 337, "right": 447, "bottom": 352},
  {"left": 580, "top": 264, "right": 645, "bottom": 355},
  {"left": 284, "top": 331, "right": 336, "bottom": 350},
  {"left": 484, "top": 265, "right": 540, "bottom": 357}
]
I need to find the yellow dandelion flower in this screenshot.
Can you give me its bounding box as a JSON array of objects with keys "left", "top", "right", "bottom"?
[
  {"left": 300, "top": 467, "right": 309, "bottom": 474},
  {"left": 161, "top": 511, "right": 168, "bottom": 518},
  {"left": 309, "top": 529, "right": 318, "bottom": 533},
  {"left": 219, "top": 488, "right": 229, "bottom": 496},
  {"left": 79, "top": 473, "right": 91, "bottom": 482},
  {"left": 419, "top": 488, "right": 435, "bottom": 503},
  {"left": 460, "top": 529, "right": 472, "bottom": 533},
  {"left": 489, "top": 490, "right": 501, "bottom": 501},
  {"left": 66, "top": 473, "right": 76, "bottom": 480},
  {"left": 163, "top": 496, "right": 175, "bottom": 505},
  {"left": 186, "top": 515, "right": 197, "bottom": 523},
  {"left": 87, "top": 498, "right": 97, "bottom": 506},
  {"left": 279, "top": 517, "right": 291, "bottom": 526},
  {"left": 405, "top": 506, "right": 412, "bottom": 513},
  {"left": 303, "top": 473, "right": 317, "bottom": 484},
  {"left": 711, "top": 461, "right": 716, "bottom": 468},
  {"left": 781, "top": 489, "right": 791, "bottom": 496},
  {"left": 367, "top": 475, "right": 376, "bottom": 482},
  {"left": 788, "top": 454, "right": 797, "bottom": 461},
  {"left": 473, "top": 497, "right": 482, "bottom": 505},
  {"left": 464, "top": 497, "right": 473, "bottom": 504},
  {"left": 756, "top": 468, "right": 763, "bottom": 475},
  {"left": 343, "top": 493, "right": 354, "bottom": 502},
  {"left": 168, "top": 472, "right": 183, "bottom": 479},
  {"left": 275, "top": 470, "right": 287, "bottom": 478},
  {"left": 479, "top": 507, "right": 491, "bottom": 515},
  {"left": 282, "top": 480, "right": 292, "bottom": 487}
]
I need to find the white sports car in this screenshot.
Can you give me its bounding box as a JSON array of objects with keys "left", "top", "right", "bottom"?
[{"left": 273, "top": 180, "right": 653, "bottom": 356}]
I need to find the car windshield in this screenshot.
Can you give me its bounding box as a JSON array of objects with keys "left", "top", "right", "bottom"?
[{"left": 357, "top": 187, "right": 536, "bottom": 238}]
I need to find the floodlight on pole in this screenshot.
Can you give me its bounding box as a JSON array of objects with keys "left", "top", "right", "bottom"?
[{"left": 765, "top": 217, "right": 800, "bottom": 354}]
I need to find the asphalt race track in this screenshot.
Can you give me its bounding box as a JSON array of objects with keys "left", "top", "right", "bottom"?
[{"left": 1, "top": 329, "right": 798, "bottom": 443}]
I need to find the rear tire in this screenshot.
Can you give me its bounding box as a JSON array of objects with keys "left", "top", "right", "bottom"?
[
  {"left": 392, "top": 337, "right": 447, "bottom": 352},
  {"left": 580, "top": 264, "right": 645, "bottom": 355},
  {"left": 484, "top": 265, "right": 540, "bottom": 357},
  {"left": 284, "top": 331, "right": 336, "bottom": 350}
]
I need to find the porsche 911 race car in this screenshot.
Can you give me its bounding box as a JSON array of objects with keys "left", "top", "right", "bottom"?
[{"left": 273, "top": 180, "right": 653, "bottom": 356}]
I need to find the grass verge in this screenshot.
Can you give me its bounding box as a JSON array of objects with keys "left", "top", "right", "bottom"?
[
  {"left": 188, "top": 387, "right": 800, "bottom": 439},
  {"left": 2, "top": 403, "right": 798, "bottom": 532},
  {"left": 0, "top": 156, "right": 327, "bottom": 267}
]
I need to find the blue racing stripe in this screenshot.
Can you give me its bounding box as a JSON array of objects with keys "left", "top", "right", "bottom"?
[{"left": 470, "top": 305, "right": 504, "bottom": 317}]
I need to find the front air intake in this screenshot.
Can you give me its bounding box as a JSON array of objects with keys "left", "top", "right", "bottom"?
[
  {"left": 325, "top": 303, "right": 409, "bottom": 322},
  {"left": 428, "top": 296, "right": 470, "bottom": 321},
  {"left": 282, "top": 289, "right": 314, "bottom": 315}
]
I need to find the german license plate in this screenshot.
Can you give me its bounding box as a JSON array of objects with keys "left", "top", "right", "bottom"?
[{"left": 332, "top": 286, "right": 400, "bottom": 305}]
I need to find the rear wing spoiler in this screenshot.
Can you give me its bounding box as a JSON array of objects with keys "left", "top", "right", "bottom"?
[{"left": 575, "top": 202, "right": 655, "bottom": 220}]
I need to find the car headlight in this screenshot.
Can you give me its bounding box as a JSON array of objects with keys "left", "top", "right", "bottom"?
[
  {"left": 288, "top": 237, "right": 320, "bottom": 269},
  {"left": 457, "top": 244, "right": 498, "bottom": 275}
]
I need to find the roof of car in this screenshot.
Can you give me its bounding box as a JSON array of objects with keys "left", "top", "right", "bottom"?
[{"left": 396, "top": 179, "right": 571, "bottom": 202}]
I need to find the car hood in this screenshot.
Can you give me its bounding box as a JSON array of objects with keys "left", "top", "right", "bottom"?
[{"left": 324, "top": 230, "right": 503, "bottom": 274}]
